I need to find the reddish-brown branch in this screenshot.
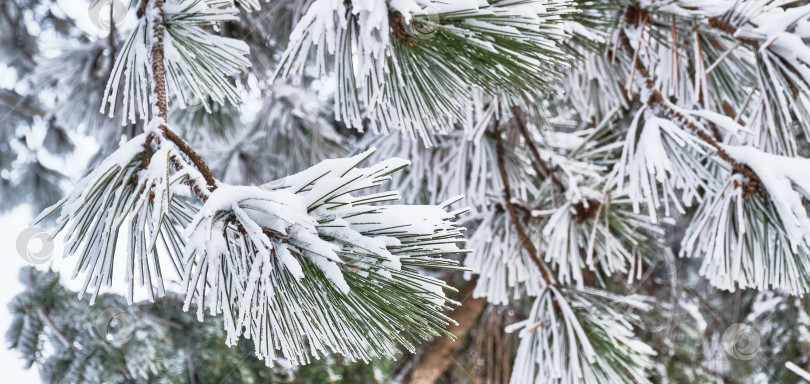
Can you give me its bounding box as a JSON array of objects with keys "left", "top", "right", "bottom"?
[
  {"left": 401, "top": 278, "right": 487, "bottom": 384},
  {"left": 160, "top": 128, "right": 218, "bottom": 190},
  {"left": 510, "top": 106, "right": 565, "bottom": 193},
  {"left": 707, "top": 16, "right": 760, "bottom": 47},
  {"left": 145, "top": 0, "right": 217, "bottom": 199},
  {"left": 618, "top": 28, "right": 761, "bottom": 192},
  {"left": 493, "top": 122, "right": 555, "bottom": 286},
  {"left": 150, "top": 0, "right": 168, "bottom": 122}
]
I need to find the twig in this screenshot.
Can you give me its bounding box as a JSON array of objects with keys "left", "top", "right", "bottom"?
[
  {"left": 493, "top": 121, "right": 555, "bottom": 286},
  {"left": 618, "top": 28, "right": 761, "bottom": 191},
  {"left": 510, "top": 106, "right": 565, "bottom": 192},
  {"left": 149, "top": 0, "right": 168, "bottom": 122},
  {"left": 36, "top": 307, "right": 71, "bottom": 348},
  {"left": 706, "top": 16, "right": 760, "bottom": 47},
  {"left": 160, "top": 128, "right": 218, "bottom": 192},
  {"left": 137, "top": 0, "right": 148, "bottom": 19},
  {"left": 146, "top": 0, "right": 217, "bottom": 200},
  {"left": 141, "top": 312, "right": 183, "bottom": 329}
]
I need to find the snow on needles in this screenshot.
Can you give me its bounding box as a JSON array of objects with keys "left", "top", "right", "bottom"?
[
  {"left": 184, "top": 148, "right": 465, "bottom": 295},
  {"left": 680, "top": 146, "right": 810, "bottom": 296},
  {"left": 102, "top": 0, "right": 250, "bottom": 124},
  {"left": 273, "top": 0, "right": 572, "bottom": 143},
  {"left": 724, "top": 145, "right": 810, "bottom": 252},
  {"left": 34, "top": 131, "right": 194, "bottom": 304},
  {"left": 37, "top": 127, "right": 468, "bottom": 365},
  {"left": 617, "top": 108, "right": 713, "bottom": 223},
  {"left": 506, "top": 287, "right": 654, "bottom": 384},
  {"left": 181, "top": 148, "right": 468, "bottom": 365}
]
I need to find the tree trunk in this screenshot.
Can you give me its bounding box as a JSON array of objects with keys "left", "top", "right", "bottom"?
[{"left": 402, "top": 278, "right": 487, "bottom": 384}]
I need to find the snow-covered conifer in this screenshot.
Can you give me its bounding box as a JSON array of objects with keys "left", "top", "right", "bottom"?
[{"left": 9, "top": 0, "right": 810, "bottom": 383}]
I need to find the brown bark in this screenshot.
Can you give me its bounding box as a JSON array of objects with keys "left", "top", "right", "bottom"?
[
  {"left": 402, "top": 278, "right": 487, "bottom": 384},
  {"left": 149, "top": 0, "right": 168, "bottom": 122},
  {"left": 493, "top": 121, "right": 555, "bottom": 286},
  {"left": 510, "top": 106, "right": 565, "bottom": 193},
  {"left": 617, "top": 28, "right": 761, "bottom": 195},
  {"left": 145, "top": 0, "right": 217, "bottom": 199}
]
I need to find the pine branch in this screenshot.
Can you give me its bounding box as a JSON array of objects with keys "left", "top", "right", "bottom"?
[
  {"left": 35, "top": 307, "right": 70, "bottom": 348},
  {"left": 103, "top": 0, "right": 250, "bottom": 125},
  {"left": 647, "top": 88, "right": 760, "bottom": 192},
  {"left": 618, "top": 27, "right": 761, "bottom": 191},
  {"left": 145, "top": 0, "right": 216, "bottom": 200},
  {"left": 508, "top": 287, "right": 654, "bottom": 384},
  {"left": 493, "top": 119, "right": 555, "bottom": 286},
  {"left": 274, "top": 0, "right": 575, "bottom": 143},
  {"left": 511, "top": 105, "right": 565, "bottom": 193}
]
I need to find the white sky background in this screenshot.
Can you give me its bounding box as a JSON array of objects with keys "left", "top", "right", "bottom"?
[{"left": 1, "top": 0, "right": 137, "bottom": 381}]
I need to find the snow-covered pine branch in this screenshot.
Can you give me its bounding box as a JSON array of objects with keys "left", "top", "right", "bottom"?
[
  {"left": 616, "top": 108, "right": 715, "bottom": 223},
  {"left": 182, "top": 149, "right": 467, "bottom": 365},
  {"left": 19, "top": 0, "right": 810, "bottom": 381},
  {"left": 273, "top": 0, "right": 574, "bottom": 144},
  {"left": 537, "top": 186, "right": 661, "bottom": 288},
  {"left": 683, "top": 146, "right": 810, "bottom": 295},
  {"left": 102, "top": 0, "right": 250, "bottom": 124},
  {"left": 714, "top": 2, "right": 810, "bottom": 155},
  {"left": 506, "top": 287, "right": 655, "bottom": 384},
  {"left": 33, "top": 130, "right": 196, "bottom": 304},
  {"left": 464, "top": 209, "right": 547, "bottom": 305},
  {"left": 36, "top": 122, "right": 469, "bottom": 363}
]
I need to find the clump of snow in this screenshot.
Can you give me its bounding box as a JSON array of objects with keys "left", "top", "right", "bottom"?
[{"left": 180, "top": 148, "right": 467, "bottom": 365}]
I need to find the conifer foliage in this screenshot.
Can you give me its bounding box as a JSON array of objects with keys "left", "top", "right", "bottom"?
[
  {"left": 32, "top": 0, "right": 468, "bottom": 371},
  {"left": 8, "top": 0, "right": 810, "bottom": 383}
]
